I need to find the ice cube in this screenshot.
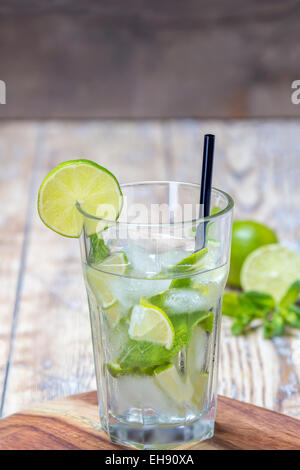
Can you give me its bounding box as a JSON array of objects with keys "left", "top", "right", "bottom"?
[{"left": 112, "top": 276, "right": 170, "bottom": 313}]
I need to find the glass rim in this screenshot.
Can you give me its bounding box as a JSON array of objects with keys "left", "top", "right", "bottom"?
[{"left": 76, "top": 181, "right": 234, "bottom": 227}]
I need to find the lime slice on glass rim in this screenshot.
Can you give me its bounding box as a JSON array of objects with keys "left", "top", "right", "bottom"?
[
  {"left": 241, "top": 244, "right": 300, "bottom": 302},
  {"left": 38, "top": 159, "right": 123, "bottom": 237},
  {"left": 128, "top": 298, "right": 175, "bottom": 350}
]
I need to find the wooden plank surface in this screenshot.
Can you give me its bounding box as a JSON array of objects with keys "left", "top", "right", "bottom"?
[
  {"left": 1, "top": 1, "right": 300, "bottom": 119},
  {"left": 1, "top": 391, "right": 300, "bottom": 450},
  {"left": 1, "top": 119, "right": 300, "bottom": 423},
  {"left": 0, "top": 122, "right": 39, "bottom": 413}
]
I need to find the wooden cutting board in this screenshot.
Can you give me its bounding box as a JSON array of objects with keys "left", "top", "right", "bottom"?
[{"left": 0, "top": 392, "right": 300, "bottom": 450}]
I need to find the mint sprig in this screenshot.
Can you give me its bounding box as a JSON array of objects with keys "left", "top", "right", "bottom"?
[
  {"left": 88, "top": 234, "right": 110, "bottom": 264},
  {"left": 222, "top": 280, "right": 300, "bottom": 339},
  {"left": 118, "top": 310, "right": 211, "bottom": 370}
]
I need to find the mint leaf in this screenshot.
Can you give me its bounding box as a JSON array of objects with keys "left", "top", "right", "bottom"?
[
  {"left": 280, "top": 307, "right": 300, "bottom": 329},
  {"left": 223, "top": 285, "right": 300, "bottom": 339},
  {"left": 242, "top": 291, "right": 275, "bottom": 311},
  {"left": 263, "top": 311, "right": 285, "bottom": 338},
  {"left": 231, "top": 311, "right": 254, "bottom": 335},
  {"left": 198, "top": 312, "right": 214, "bottom": 333},
  {"left": 279, "top": 280, "right": 300, "bottom": 309},
  {"left": 222, "top": 292, "right": 240, "bottom": 318},
  {"left": 222, "top": 291, "right": 274, "bottom": 336},
  {"left": 107, "top": 362, "right": 157, "bottom": 378},
  {"left": 231, "top": 318, "right": 250, "bottom": 335},
  {"left": 222, "top": 291, "right": 274, "bottom": 320},
  {"left": 288, "top": 304, "right": 300, "bottom": 315},
  {"left": 88, "top": 234, "right": 109, "bottom": 264},
  {"left": 118, "top": 310, "right": 211, "bottom": 369}
]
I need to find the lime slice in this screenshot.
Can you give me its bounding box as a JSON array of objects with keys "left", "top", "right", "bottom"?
[
  {"left": 154, "top": 363, "right": 194, "bottom": 403},
  {"left": 187, "top": 326, "right": 208, "bottom": 374},
  {"left": 173, "top": 239, "right": 220, "bottom": 274},
  {"left": 153, "top": 240, "right": 220, "bottom": 280},
  {"left": 106, "top": 362, "right": 133, "bottom": 377},
  {"left": 85, "top": 265, "right": 116, "bottom": 308},
  {"left": 241, "top": 244, "right": 300, "bottom": 302},
  {"left": 95, "top": 251, "right": 128, "bottom": 274},
  {"left": 107, "top": 362, "right": 124, "bottom": 377},
  {"left": 128, "top": 298, "right": 175, "bottom": 350},
  {"left": 229, "top": 220, "right": 278, "bottom": 287},
  {"left": 186, "top": 327, "right": 209, "bottom": 406},
  {"left": 191, "top": 373, "right": 208, "bottom": 407},
  {"left": 103, "top": 302, "right": 122, "bottom": 328},
  {"left": 38, "top": 159, "right": 122, "bottom": 237},
  {"left": 173, "top": 247, "right": 208, "bottom": 272},
  {"left": 85, "top": 252, "right": 127, "bottom": 309}
]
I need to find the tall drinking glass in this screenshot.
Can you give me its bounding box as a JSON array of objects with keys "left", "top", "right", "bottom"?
[{"left": 78, "top": 182, "right": 233, "bottom": 449}]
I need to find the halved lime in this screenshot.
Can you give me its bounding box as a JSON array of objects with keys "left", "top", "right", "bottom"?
[
  {"left": 38, "top": 159, "right": 122, "bottom": 237},
  {"left": 241, "top": 244, "right": 300, "bottom": 302},
  {"left": 154, "top": 363, "right": 194, "bottom": 403},
  {"left": 229, "top": 220, "right": 278, "bottom": 287},
  {"left": 85, "top": 252, "right": 127, "bottom": 309},
  {"left": 128, "top": 298, "right": 175, "bottom": 350}
]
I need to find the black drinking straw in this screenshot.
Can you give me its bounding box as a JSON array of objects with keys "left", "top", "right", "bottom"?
[{"left": 195, "top": 134, "right": 215, "bottom": 251}]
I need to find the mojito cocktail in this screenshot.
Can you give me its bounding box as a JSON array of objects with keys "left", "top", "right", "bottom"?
[
  {"left": 79, "top": 182, "right": 233, "bottom": 448},
  {"left": 38, "top": 161, "right": 233, "bottom": 449}
]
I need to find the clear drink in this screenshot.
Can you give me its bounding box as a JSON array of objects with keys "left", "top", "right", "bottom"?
[{"left": 79, "top": 182, "right": 233, "bottom": 449}]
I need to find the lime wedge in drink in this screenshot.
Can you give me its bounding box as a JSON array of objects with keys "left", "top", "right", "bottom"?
[
  {"left": 153, "top": 240, "right": 221, "bottom": 280},
  {"left": 38, "top": 159, "right": 122, "bottom": 237},
  {"left": 241, "top": 244, "right": 300, "bottom": 302},
  {"left": 154, "top": 363, "right": 194, "bottom": 403},
  {"left": 95, "top": 251, "right": 129, "bottom": 274},
  {"left": 85, "top": 251, "right": 127, "bottom": 310},
  {"left": 174, "top": 247, "right": 208, "bottom": 272},
  {"left": 106, "top": 362, "right": 134, "bottom": 378},
  {"left": 170, "top": 240, "right": 222, "bottom": 289},
  {"left": 85, "top": 265, "right": 116, "bottom": 308},
  {"left": 102, "top": 302, "right": 122, "bottom": 328},
  {"left": 119, "top": 309, "right": 210, "bottom": 370},
  {"left": 191, "top": 373, "right": 208, "bottom": 407},
  {"left": 128, "top": 298, "right": 175, "bottom": 350}
]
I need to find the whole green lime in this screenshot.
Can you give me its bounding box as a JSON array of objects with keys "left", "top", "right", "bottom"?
[{"left": 228, "top": 220, "right": 278, "bottom": 288}]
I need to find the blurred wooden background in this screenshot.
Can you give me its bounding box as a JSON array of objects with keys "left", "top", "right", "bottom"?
[
  {"left": 1, "top": 119, "right": 300, "bottom": 418},
  {"left": 1, "top": 0, "right": 300, "bottom": 426},
  {"left": 1, "top": 0, "right": 300, "bottom": 118}
]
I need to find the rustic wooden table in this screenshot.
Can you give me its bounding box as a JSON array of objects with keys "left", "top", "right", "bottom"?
[{"left": 1, "top": 119, "right": 300, "bottom": 419}]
